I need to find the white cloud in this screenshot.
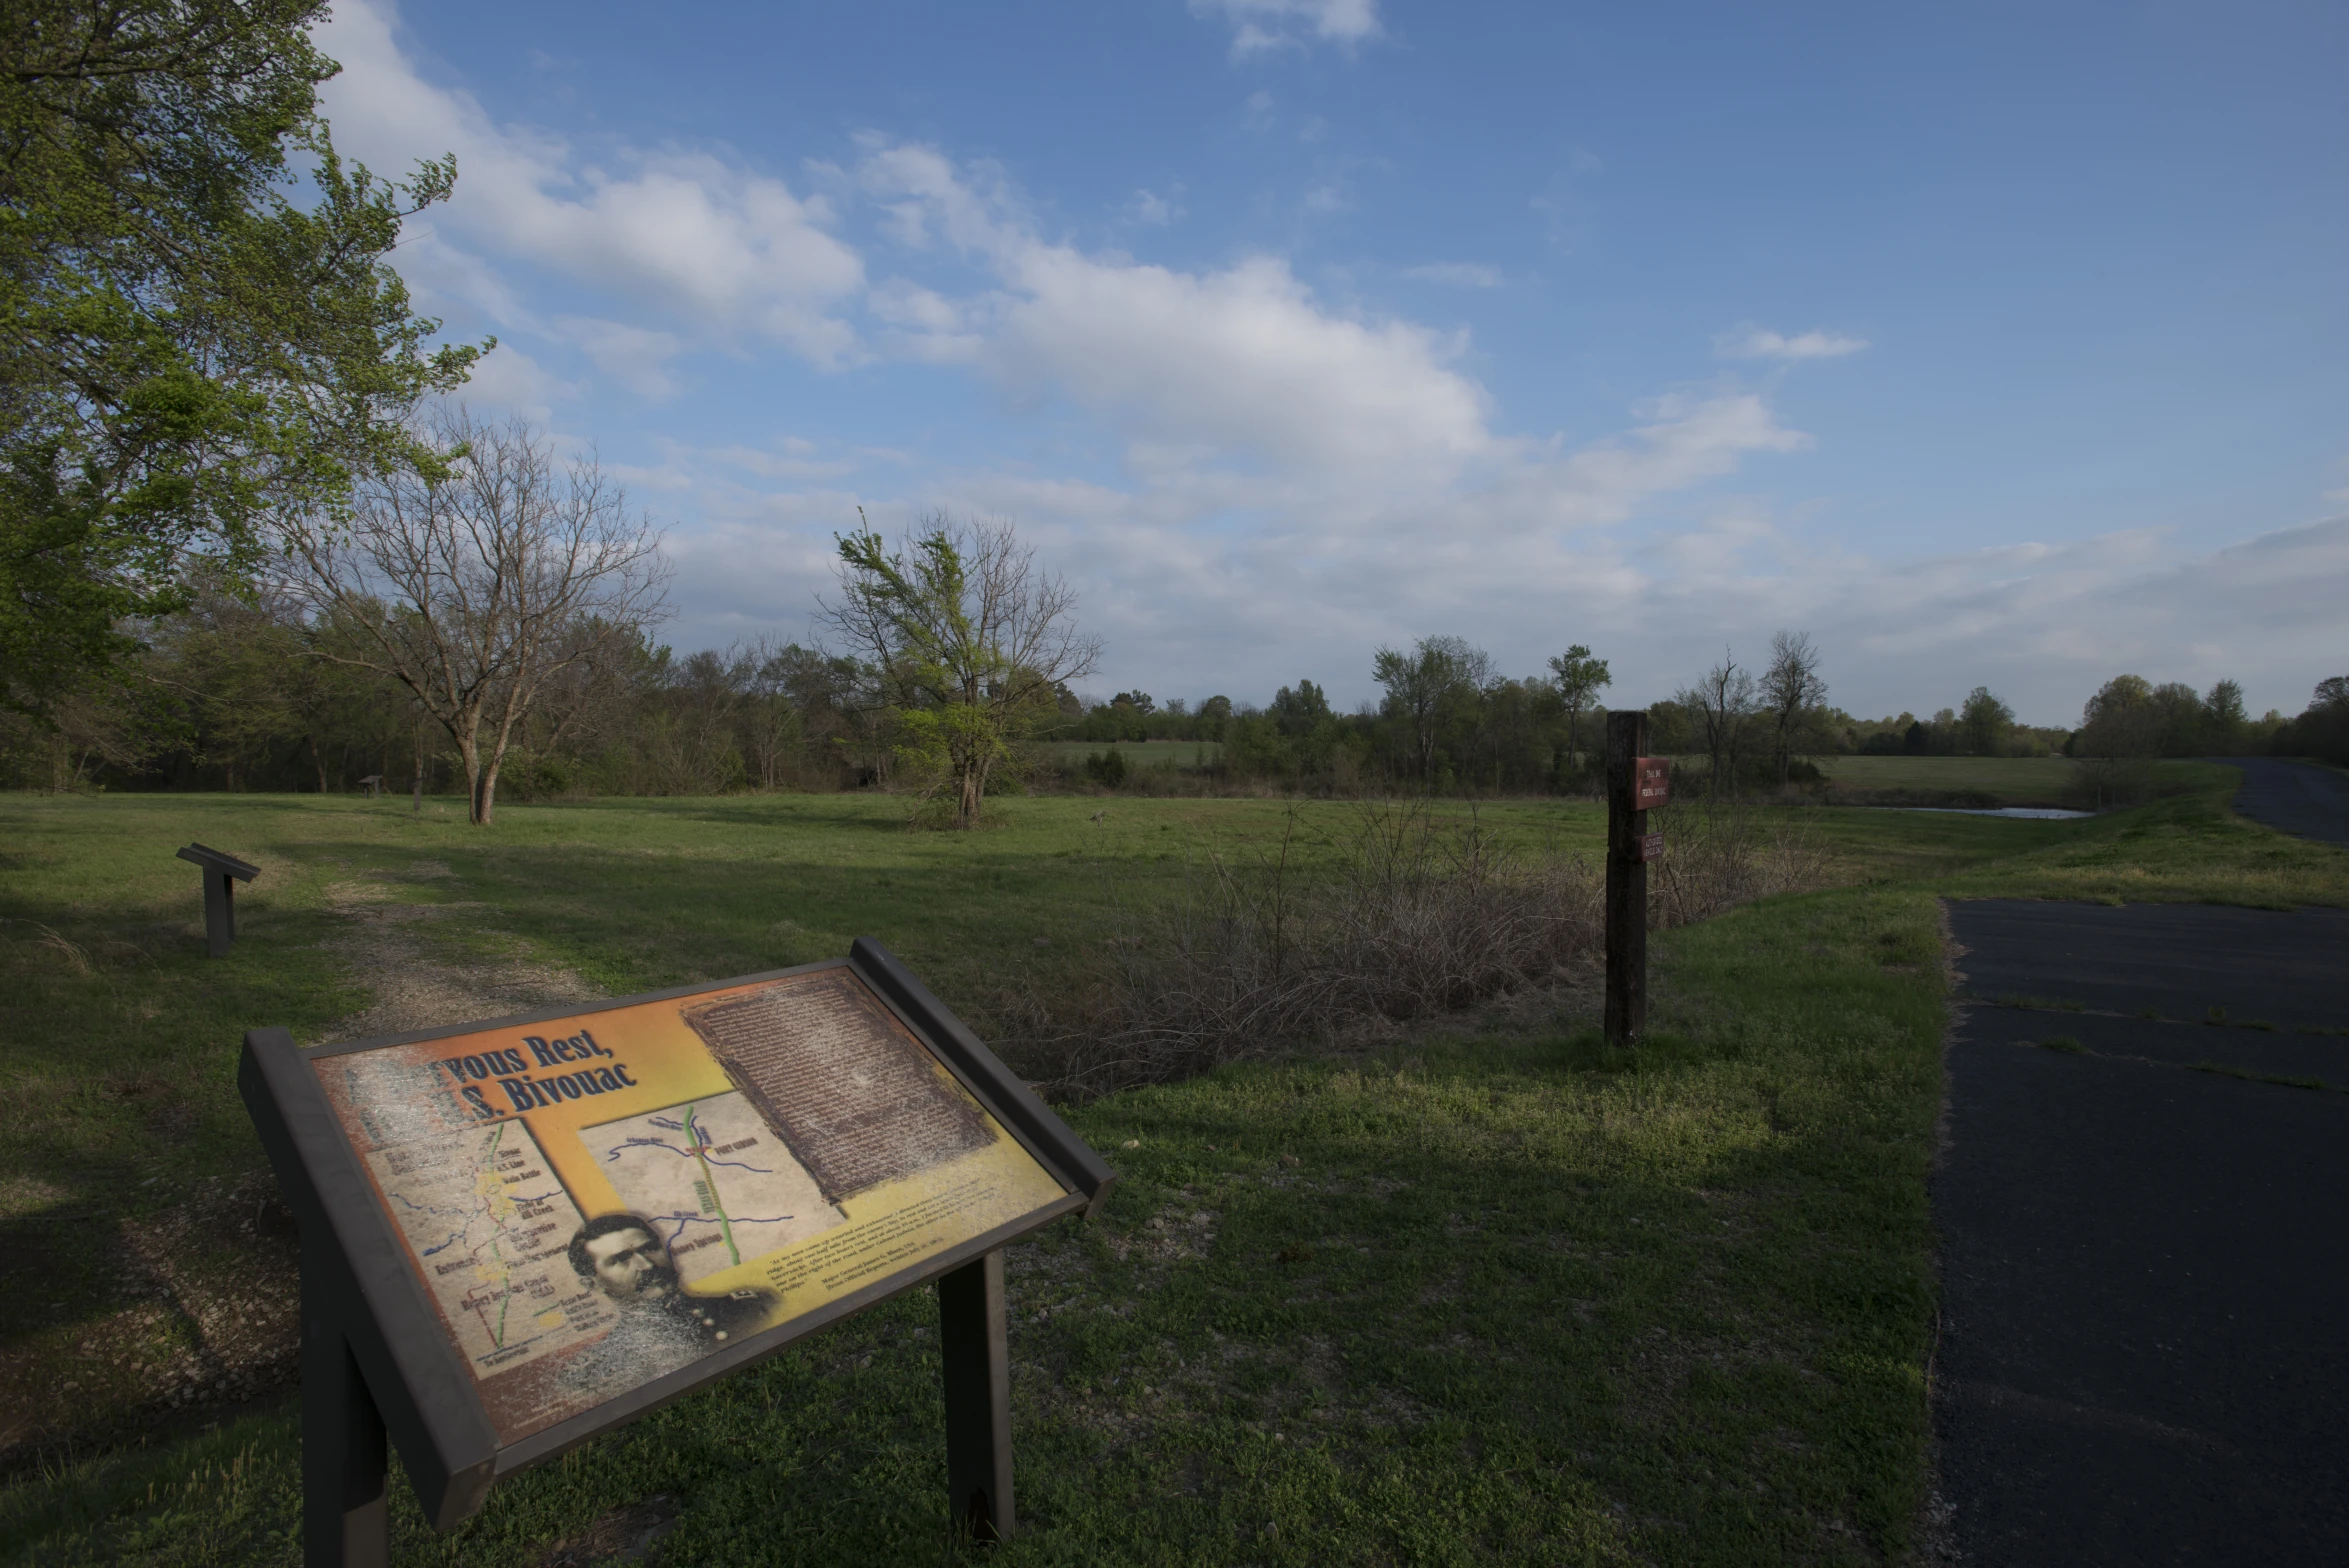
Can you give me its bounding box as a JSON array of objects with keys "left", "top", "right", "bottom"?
[
  {"left": 556, "top": 317, "right": 685, "bottom": 400},
  {"left": 449, "top": 343, "right": 572, "bottom": 423},
  {"left": 1403, "top": 262, "right": 1505, "bottom": 288},
  {"left": 317, "top": 0, "right": 864, "bottom": 365},
  {"left": 1192, "top": 0, "right": 1382, "bottom": 56},
  {"left": 1126, "top": 188, "right": 1182, "bottom": 226},
  {"left": 1717, "top": 326, "right": 1870, "bottom": 361},
  {"left": 858, "top": 141, "right": 1498, "bottom": 485}
]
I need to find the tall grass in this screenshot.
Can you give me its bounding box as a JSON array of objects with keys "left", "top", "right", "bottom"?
[{"left": 1001, "top": 798, "right": 1827, "bottom": 1096}]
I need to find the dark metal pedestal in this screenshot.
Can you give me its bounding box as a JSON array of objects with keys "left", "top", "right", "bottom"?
[
  {"left": 177, "top": 842, "right": 259, "bottom": 959},
  {"left": 303, "top": 1237, "right": 389, "bottom": 1568},
  {"left": 937, "top": 1249, "right": 1015, "bottom": 1542}
]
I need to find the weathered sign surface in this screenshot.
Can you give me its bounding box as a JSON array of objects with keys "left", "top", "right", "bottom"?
[
  {"left": 310, "top": 965, "right": 1072, "bottom": 1446},
  {"left": 243, "top": 938, "right": 1113, "bottom": 1547},
  {"left": 1636, "top": 831, "right": 1665, "bottom": 863},
  {"left": 1634, "top": 758, "right": 1671, "bottom": 810}
]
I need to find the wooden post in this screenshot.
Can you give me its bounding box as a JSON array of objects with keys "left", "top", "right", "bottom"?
[
  {"left": 203, "top": 870, "right": 235, "bottom": 959},
  {"left": 1605, "top": 710, "right": 1650, "bottom": 1048},
  {"left": 937, "top": 1250, "right": 1014, "bottom": 1543},
  {"left": 302, "top": 1236, "right": 389, "bottom": 1568}
]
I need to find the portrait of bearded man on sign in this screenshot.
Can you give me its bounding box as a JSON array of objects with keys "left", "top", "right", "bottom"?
[{"left": 559, "top": 1214, "right": 775, "bottom": 1394}]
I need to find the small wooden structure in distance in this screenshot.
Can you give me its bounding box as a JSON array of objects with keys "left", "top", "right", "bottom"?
[{"left": 177, "top": 842, "right": 259, "bottom": 959}]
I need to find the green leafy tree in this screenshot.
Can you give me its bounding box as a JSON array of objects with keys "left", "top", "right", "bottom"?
[
  {"left": 1195, "top": 693, "right": 1232, "bottom": 741},
  {"left": 823, "top": 514, "right": 1100, "bottom": 827},
  {"left": 1958, "top": 686, "right": 2013, "bottom": 757},
  {"left": 1373, "top": 635, "right": 1490, "bottom": 784},
  {"left": 1545, "top": 643, "right": 1610, "bottom": 774},
  {"left": 1, "top": 0, "right": 484, "bottom": 713},
  {"left": 2273, "top": 675, "right": 2349, "bottom": 765},
  {"left": 1268, "top": 678, "right": 1332, "bottom": 738},
  {"left": 2203, "top": 678, "right": 2248, "bottom": 753}
]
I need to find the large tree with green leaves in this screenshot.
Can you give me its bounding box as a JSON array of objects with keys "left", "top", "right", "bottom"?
[
  {"left": 822, "top": 514, "right": 1100, "bottom": 827},
  {"left": 1545, "top": 643, "right": 1610, "bottom": 775},
  {"left": 1, "top": 0, "right": 482, "bottom": 714},
  {"left": 1373, "top": 634, "right": 1491, "bottom": 785}
]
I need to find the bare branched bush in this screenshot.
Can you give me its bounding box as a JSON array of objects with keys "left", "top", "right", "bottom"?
[
  {"left": 997, "top": 802, "right": 1595, "bottom": 1094},
  {"left": 1647, "top": 799, "right": 1827, "bottom": 926},
  {"left": 998, "top": 796, "right": 1828, "bottom": 1098}
]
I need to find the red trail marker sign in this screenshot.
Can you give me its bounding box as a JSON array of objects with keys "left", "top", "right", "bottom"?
[{"left": 1635, "top": 758, "right": 1671, "bottom": 810}]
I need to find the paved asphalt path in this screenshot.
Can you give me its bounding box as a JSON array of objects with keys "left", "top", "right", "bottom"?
[
  {"left": 2222, "top": 755, "right": 2349, "bottom": 847},
  {"left": 1937, "top": 900, "right": 2349, "bottom": 1564}
]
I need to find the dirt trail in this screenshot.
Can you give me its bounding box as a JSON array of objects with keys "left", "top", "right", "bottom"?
[
  {"left": 5, "top": 862, "right": 601, "bottom": 1466},
  {"left": 315, "top": 861, "right": 601, "bottom": 1040}
]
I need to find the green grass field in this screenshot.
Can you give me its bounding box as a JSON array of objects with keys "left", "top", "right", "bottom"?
[
  {"left": 1816, "top": 755, "right": 2223, "bottom": 805},
  {"left": 2, "top": 774, "right": 2343, "bottom": 1565}
]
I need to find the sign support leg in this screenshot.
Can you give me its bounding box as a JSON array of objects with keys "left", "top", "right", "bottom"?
[
  {"left": 938, "top": 1249, "right": 1014, "bottom": 1543},
  {"left": 303, "top": 1240, "right": 388, "bottom": 1568},
  {"left": 1605, "top": 709, "right": 1650, "bottom": 1048},
  {"left": 203, "top": 871, "right": 233, "bottom": 958}
]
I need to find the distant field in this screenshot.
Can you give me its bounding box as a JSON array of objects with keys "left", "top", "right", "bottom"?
[
  {"left": 1039, "top": 739, "right": 1223, "bottom": 769},
  {"left": 1819, "top": 756, "right": 2226, "bottom": 805},
  {"left": 1821, "top": 755, "right": 2080, "bottom": 800}
]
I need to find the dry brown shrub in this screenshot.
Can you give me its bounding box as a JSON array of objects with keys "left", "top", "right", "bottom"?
[
  {"left": 1647, "top": 798, "right": 1828, "bottom": 926},
  {"left": 998, "top": 797, "right": 1826, "bottom": 1099}
]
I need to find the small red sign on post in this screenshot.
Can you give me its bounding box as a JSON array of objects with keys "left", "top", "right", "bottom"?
[
  {"left": 1637, "top": 831, "right": 1665, "bottom": 863},
  {"left": 1635, "top": 758, "right": 1670, "bottom": 809}
]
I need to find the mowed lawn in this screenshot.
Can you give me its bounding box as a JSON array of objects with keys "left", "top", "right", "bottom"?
[{"left": 3, "top": 781, "right": 2343, "bottom": 1565}]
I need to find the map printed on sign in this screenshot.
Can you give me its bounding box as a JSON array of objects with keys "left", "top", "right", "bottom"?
[
  {"left": 313, "top": 967, "right": 1072, "bottom": 1444},
  {"left": 585, "top": 1091, "right": 844, "bottom": 1287}
]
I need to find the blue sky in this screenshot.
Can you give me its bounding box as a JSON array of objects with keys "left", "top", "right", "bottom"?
[{"left": 318, "top": 0, "right": 2347, "bottom": 724}]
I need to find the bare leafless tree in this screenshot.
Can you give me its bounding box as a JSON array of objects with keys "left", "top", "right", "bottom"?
[
  {"left": 1675, "top": 649, "right": 1759, "bottom": 795},
  {"left": 278, "top": 409, "right": 670, "bottom": 824},
  {"left": 820, "top": 513, "right": 1100, "bottom": 826},
  {"left": 1760, "top": 629, "right": 1828, "bottom": 785}
]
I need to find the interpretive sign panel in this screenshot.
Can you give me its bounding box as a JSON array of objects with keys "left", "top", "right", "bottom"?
[
  {"left": 1634, "top": 757, "right": 1671, "bottom": 810},
  {"left": 243, "top": 938, "right": 1113, "bottom": 1556}
]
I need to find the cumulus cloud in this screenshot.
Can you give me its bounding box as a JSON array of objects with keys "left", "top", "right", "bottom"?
[
  {"left": 324, "top": 7, "right": 2337, "bottom": 727},
  {"left": 317, "top": 0, "right": 864, "bottom": 364},
  {"left": 857, "top": 141, "right": 1499, "bottom": 485},
  {"left": 1191, "top": 0, "right": 1382, "bottom": 57},
  {"left": 1717, "top": 326, "right": 1870, "bottom": 361}
]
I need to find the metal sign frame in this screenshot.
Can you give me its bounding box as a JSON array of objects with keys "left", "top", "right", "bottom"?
[{"left": 242, "top": 936, "right": 1113, "bottom": 1562}]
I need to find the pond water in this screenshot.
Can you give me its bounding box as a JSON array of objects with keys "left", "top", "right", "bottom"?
[{"left": 1885, "top": 806, "right": 2093, "bottom": 820}]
